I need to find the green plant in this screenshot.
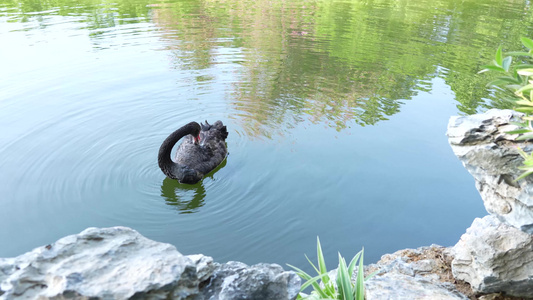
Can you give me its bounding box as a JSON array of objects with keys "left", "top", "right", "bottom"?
[
  {"left": 479, "top": 37, "right": 533, "bottom": 180},
  {"left": 288, "top": 237, "right": 377, "bottom": 300},
  {"left": 516, "top": 147, "right": 533, "bottom": 180}
]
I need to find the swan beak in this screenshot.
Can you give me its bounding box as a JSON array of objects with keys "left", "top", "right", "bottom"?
[{"left": 194, "top": 135, "right": 201, "bottom": 144}]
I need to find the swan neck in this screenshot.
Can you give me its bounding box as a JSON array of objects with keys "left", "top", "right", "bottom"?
[{"left": 158, "top": 122, "right": 199, "bottom": 179}]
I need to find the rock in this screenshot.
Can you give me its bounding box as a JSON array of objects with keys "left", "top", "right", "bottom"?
[
  {"left": 0, "top": 227, "right": 300, "bottom": 300},
  {"left": 365, "top": 272, "right": 467, "bottom": 300},
  {"left": 200, "top": 261, "right": 300, "bottom": 300},
  {"left": 0, "top": 227, "right": 201, "bottom": 300},
  {"left": 451, "top": 215, "right": 533, "bottom": 298},
  {"left": 363, "top": 245, "right": 470, "bottom": 299},
  {"left": 446, "top": 109, "right": 533, "bottom": 233},
  {"left": 447, "top": 110, "right": 533, "bottom": 298}
]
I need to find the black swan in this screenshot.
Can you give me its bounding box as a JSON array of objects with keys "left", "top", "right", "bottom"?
[{"left": 158, "top": 120, "right": 228, "bottom": 184}]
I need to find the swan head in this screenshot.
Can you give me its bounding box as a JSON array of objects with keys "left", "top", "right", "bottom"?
[{"left": 184, "top": 121, "right": 201, "bottom": 145}]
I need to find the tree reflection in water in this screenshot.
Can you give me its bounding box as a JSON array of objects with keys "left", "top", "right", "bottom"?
[{"left": 5, "top": 0, "right": 529, "bottom": 138}]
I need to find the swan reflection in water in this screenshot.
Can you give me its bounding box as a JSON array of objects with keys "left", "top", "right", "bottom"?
[{"left": 160, "top": 158, "right": 227, "bottom": 214}]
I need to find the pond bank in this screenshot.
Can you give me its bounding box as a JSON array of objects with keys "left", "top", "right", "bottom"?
[{"left": 1, "top": 109, "right": 532, "bottom": 300}]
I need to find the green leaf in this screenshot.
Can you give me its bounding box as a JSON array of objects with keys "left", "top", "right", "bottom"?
[
  {"left": 337, "top": 254, "right": 354, "bottom": 300},
  {"left": 495, "top": 46, "right": 503, "bottom": 66},
  {"left": 316, "top": 237, "right": 329, "bottom": 286},
  {"left": 514, "top": 107, "right": 533, "bottom": 113},
  {"left": 506, "top": 129, "right": 533, "bottom": 135},
  {"left": 513, "top": 69, "right": 523, "bottom": 81},
  {"left": 287, "top": 264, "right": 313, "bottom": 281},
  {"left": 300, "top": 273, "right": 333, "bottom": 292},
  {"left": 521, "top": 37, "right": 533, "bottom": 50},
  {"left": 515, "top": 169, "right": 533, "bottom": 181},
  {"left": 485, "top": 79, "right": 510, "bottom": 87},
  {"left": 515, "top": 64, "right": 533, "bottom": 69},
  {"left": 507, "top": 84, "right": 525, "bottom": 91},
  {"left": 305, "top": 255, "right": 320, "bottom": 275},
  {"left": 355, "top": 249, "right": 365, "bottom": 300},
  {"left": 514, "top": 99, "right": 533, "bottom": 106},
  {"left": 364, "top": 269, "right": 380, "bottom": 281},
  {"left": 347, "top": 251, "right": 362, "bottom": 278},
  {"left": 515, "top": 83, "right": 533, "bottom": 93},
  {"left": 517, "top": 69, "right": 533, "bottom": 76},
  {"left": 507, "top": 51, "right": 532, "bottom": 56},
  {"left": 487, "top": 76, "right": 521, "bottom": 87},
  {"left": 502, "top": 56, "right": 513, "bottom": 72},
  {"left": 479, "top": 65, "right": 506, "bottom": 73},
  {"left": 497, "top": 76, "right": 521, "bottom": 84},
  {"left": 516, "top": 134, "right": 533, "bottom": 140},
  {"left": 520, "top": 159, "right": 533, "bottom": 166},
  {"left": 517, "top": 147, "right": 530, "bottom": 158},
  {"left": 292, "top": 240, "right": 372, "bottom": 300},
  {"left": 287, "top": 264, "right": 330, "bottom": 299}
]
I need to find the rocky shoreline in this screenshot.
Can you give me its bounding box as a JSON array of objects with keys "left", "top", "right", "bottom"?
[
  {"left": 0, "top": 226, "right": 300, "bottom": 299},
  {"left": 1, "top": 109, "right": 532, "bottom": 299}
]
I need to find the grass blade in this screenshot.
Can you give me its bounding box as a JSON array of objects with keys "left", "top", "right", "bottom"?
[
  {"left": 364, "top": 269, "right": 380, "bottom": 281},
  {"left": 299, "top": 273, "right": 333, "bottom": 292},
  {"left": 288, "top": 263, "right": 330, "bottom": 299},
  {"left": 347, "top": 251, "right": 362, "bottom": 277},
  {"left": 317, "top": 237, "right": 330, "bottom": 286},
  {"left": 292, "top": 238, "right": 370, "bottom": 300},
  {"left": 355, "top": 249, "right": 365, "bottom": 300},
  {"left": 515, "top": 170, "right": 533, "bottom": 181},
  {"left": 305, "top": 254, "right": 321, "bottom": 275},
  {"left": 337, "top": 253, "right": 354, "bottom": 300}
]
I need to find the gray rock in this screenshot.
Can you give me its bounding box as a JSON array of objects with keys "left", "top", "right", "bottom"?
[
  {"left": 0, "top": 227, "right": 201, "bottom": 300},
  {"left": 446, "top": 109, "right": 533, "bottom": 233},
  {"left": 201, "top": 261, "right": 300, "bottom": 300},
  {"left": 365, "top": 272, "right": 467, "bottom": 300},
  {"left": 451, "top": 215, "right": 533, "bottom": 298},
  {"left": 0, "top": 227, "right": 299, "bottom": 300},
  {"left": 364, "top": 245, "right": 469, "bottom": 300}
]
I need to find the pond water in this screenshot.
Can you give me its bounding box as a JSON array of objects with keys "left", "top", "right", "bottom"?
[{"left": 1, "top": 0, "right": 529, "bottom": 270}]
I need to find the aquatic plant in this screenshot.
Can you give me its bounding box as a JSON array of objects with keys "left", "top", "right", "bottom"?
[
  {"left": 479, "top": 37, "right": 533, "bottom": 180},
  {"left": 288, "top": 238, "right": 376, "bottom": 300}
]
